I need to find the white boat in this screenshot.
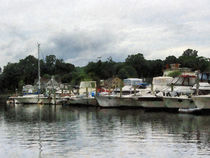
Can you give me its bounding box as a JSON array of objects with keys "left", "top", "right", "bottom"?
[
  {"left": 138, "top": 76, "right": 173, "bottom": 109},
  {"left": 11, "top": 44, "right": 65, "bottom": 105},
  {"left": 96, "top": 77, "right": 165, "bottom": 108},
  {"left": 162, "top": 74, "right": 197, "bottom": 109},
  {"left": 192, "top": 95, "right": 210, "bottom": 110}
]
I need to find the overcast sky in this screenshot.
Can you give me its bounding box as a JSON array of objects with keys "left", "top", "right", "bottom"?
[{"left": 0, "top": 0, "right": 210, "bottom": 68}]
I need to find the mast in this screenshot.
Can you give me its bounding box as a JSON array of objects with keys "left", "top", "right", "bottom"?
[{"left": 38, "top": 43, "right": 41, "bottom": 95}]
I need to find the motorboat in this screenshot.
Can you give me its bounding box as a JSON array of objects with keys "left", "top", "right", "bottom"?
[
  {"left": 66, "top": 81, "right": 98, "bottom": 106},
  {"left": 162, "top": 74, "right": 197, "bottom": 110}
]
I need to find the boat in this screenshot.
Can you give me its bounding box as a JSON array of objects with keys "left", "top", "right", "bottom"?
[
  {"left": 66, "top": 81, "right": 98, "bottom": 106},
  {"left": 138, "top": 76, "right": 173, "bottom": 109},
  {"left": 12, "top": 44, "right": 65, "bottom": 105},
  {"left": 162, "top": 74, "right": 197, "bottom": 110},
  {"left": 96, "top": 77, "right": 165, "bottom": 108}
]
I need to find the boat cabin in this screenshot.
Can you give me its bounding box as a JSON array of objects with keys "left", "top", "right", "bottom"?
[
  {"left": 79, "top": 81, "right": 96, "bottom": 96},
  {"left": 152, "top": 76, "right": 173, "bottom": 92}
]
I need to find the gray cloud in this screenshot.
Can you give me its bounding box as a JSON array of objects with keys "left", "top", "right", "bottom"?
[{"left": 0, "top": 0, "right": 210, "bottom": 68}]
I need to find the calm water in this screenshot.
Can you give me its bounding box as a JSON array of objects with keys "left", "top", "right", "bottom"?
[{"left": 0, "top": 104, "right": 210, "bottom": 158}]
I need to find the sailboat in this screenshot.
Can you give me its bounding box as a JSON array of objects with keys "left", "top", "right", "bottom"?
[{"left": 13, "top": 44, "right": 58, "bottom": 104}]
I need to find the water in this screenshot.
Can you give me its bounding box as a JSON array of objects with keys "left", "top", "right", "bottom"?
[{"left": 0, "top": 104, "right": 210, "bottom": 158}]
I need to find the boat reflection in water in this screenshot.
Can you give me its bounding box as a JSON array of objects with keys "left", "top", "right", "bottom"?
[{"left": 1, "top": 104, "right": 210, "bottom": 158}]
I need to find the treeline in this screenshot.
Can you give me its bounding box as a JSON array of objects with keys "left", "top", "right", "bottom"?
[{"left": 0, "top": 49, "right": 209, "bottom": 92}]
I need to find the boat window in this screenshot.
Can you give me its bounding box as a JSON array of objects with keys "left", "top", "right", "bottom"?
[
  {"left": 199, "top": 74, "right": 202, "bottom": 80},
  {"left": 124, "top": 80, "right": 131, "bottom": 86},
  {"left": 182, "top": 77, "right": 196, "bottom": 86},
  {"left": 202, "top": 74, "right": 208, "bottom": 81},
  {"left": 132, "top": 80, "right": 142, "bottom": 85},
  {"left": 123, "top": 79, "right": 144, "bottom": 86},
  {"left": 170, "top": 77, "right": 183, "bottom": 85}
]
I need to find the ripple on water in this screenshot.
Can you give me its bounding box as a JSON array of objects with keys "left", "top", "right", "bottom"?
[{"left": 0, "top": 105, "right": 210, "bottom": 158}]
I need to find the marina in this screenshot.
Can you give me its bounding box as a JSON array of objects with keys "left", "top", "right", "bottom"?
[{"left": 1, "top": 1, "right": 210, "bottom": 157}]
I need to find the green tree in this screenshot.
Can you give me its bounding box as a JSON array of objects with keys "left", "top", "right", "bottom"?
[
  {"left": 117, "top": 65, "right": 138, "bottom": 79},
  {"left": 125, "top": 53, "right": 147, "bottom": 77},
  {"left": 164, "top": 55, "right": 178, "bottom": 65}
]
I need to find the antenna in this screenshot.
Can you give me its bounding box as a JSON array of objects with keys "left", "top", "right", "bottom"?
[{"left": 38, "top": 43, "right": 41, "bottom": 92}]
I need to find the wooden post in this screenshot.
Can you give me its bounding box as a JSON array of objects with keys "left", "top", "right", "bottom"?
[
  {"left": 120, "top": 86, "right": 122, "bottom": 98},
  {"left": 151, "top": 83, "right": 154, "bottom": 95},
  {"left": 54, "top": 89, "right": 56, "bottom": 105},
  {"left": 95, "top": 85, "right": 97, "bottom": 96},
  {"left": 171, "top": 83, "right": 174, "bottom": 92},
  {"left": 196, "top": 71, "right": 200, "bottom": 95},
  {"left": 86, "top": 87, "right": 88, "bottom": 97},
  {"left": 69, "top": 86, "right": 71, "bottom": 95}
]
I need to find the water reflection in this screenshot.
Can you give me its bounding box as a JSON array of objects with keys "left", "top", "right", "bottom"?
[{"left": 0, "top": 104, "right": 210, "bottom": 158}]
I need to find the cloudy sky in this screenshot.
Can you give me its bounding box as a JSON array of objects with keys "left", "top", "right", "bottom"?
[{"left": 0, "top": 0, "right": 210, "bottom": 68}]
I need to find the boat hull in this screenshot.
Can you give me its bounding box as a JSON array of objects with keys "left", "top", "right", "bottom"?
[
  {"left": 139, "top": 96, "right": 164, "bottom": 108},
  {"left": 96, "top": 95, "right": 163, "bottom": 108},
  {"left": 163, "top": 97, "right": 196, "bottom": 109},
  {"left": 192, "top": 95, "right": 210, "bottom": 110},
  {"left": 67, "top": 97, "right": 98, "bottom": 106},
  {"left": 13, "top": 96, "right": 62, "bottom": 105},
  {"left": 96, "top": 95, "right": 142, "bottom": 108}
]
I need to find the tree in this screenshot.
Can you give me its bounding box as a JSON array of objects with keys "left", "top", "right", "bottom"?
[
  {"left": 117, "top": 65, "right": 138, "bottom": 79},
  {"left": 125, "top": 53, "right": 147, "bottom": 77},
  {"left": 164, "top": 55, "right": 178, "bottom": 65},
  {"left": 182, "top": 49, "right": 198, "bottom": 57}
]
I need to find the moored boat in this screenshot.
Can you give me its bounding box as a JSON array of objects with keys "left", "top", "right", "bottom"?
[
  {"left": 66, "top": 81, "right": 97, "bottom": 106},
  {"left": 161, "top": 74, "right": 197, "bottom": 110}
]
